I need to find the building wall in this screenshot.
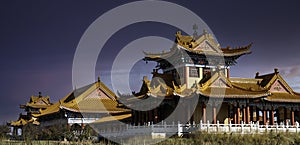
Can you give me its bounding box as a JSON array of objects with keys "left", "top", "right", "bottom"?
[
  {"left": 40, "top": 118, "right": 68, "bottom": 127},
  {"left": 187, "top": 67, "right": 203, "bottom": 88}
]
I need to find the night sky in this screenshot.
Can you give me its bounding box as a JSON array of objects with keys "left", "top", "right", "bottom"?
[{"left": 1, "top": 0, "right": 300, "bottom": 123}]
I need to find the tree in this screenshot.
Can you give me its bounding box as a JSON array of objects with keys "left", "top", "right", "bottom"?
[
  {"left": 22, "top": 123, "right": 40, "bottom": 140},
  {"left": 0, "top": 124, "right": 10, "bottom": 140},
  {"left": 81, "top": 124, "right": 98, "bottom": 140}
]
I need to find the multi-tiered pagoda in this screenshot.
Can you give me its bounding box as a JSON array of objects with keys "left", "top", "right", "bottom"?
[{"left": 121, "top": 29, "right": 300, "bottom": 127}]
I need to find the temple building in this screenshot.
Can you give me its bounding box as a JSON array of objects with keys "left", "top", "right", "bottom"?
[
  {"left": 10, "top": 78, "right": 130, "bottom": 136},
  {"left": 10, "top": 93, "right": 52, "bottom": 136},
  {"left": 9, "top": 28, "right": 300, "bottom": 137},
  {"left": 120, "top": 29, "right": 300, "bottom": 127},
  {"left": 33, "top": 78, "right": 130, "bottom": 128}
]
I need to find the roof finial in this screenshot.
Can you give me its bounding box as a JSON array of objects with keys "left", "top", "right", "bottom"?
[
  {"left": 38, "top": 92, "right": 42, "bottom": 97},
  {"left": 274, "top": 68, "right": 279, "bottom": 74},
  {"left": 192, "top": 24, "right": 198, "bottom": 39},
  {"left": 98, "top": 76, "right": 100, "bottom": 82},
  {"left": 256, "top": 72, "right": 260, "bottom": 77}
]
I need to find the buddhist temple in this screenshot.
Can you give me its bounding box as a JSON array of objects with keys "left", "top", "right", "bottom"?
[
  {"left": 10, "top": 78, "right": 130, "bottom": 136},
  {"left": 9, "top": 92, "right": 52, "bottom": 136},
  {"left": 119, "top": 29, "right": 300, "bottom": 127},
  {"left": 9, "top": 28, "right": 300, "bottom": 137}
]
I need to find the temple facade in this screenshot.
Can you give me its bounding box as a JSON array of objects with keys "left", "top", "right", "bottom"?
[
  {"left": 10, "top": 93, "right": 52, "bottom": 136},
  {"left": 10, "top": 78, "right": 131, "bottom": 136},
  {"left": 121, "top": 30, "right": 300, "bottom": 127},
  {"left": 10, "top": 28, "right": 300, "bottom": 136}
]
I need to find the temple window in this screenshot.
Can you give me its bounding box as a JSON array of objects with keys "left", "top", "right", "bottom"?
[{"left": 189, "top": 67, "right": 199, "bottom": 77}]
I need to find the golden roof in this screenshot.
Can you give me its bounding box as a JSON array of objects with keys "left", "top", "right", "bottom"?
[
  {"left": 264, "top": 92, "right": 300, "bottom": 103},
  {"left": 33, "top": 80, "right": 129, "bottom": 117},
  {"left": 61, "top": 98, "right": 129, "bottom": 113},
  {"left": 143, "top": 31, "right": 251, "bottom": 60},
  {"left": 256, "top": 71, "right": 294, "bottom": 93},
  {"left": 256, "top": 69, "right": 300, "bottom": 103},
  {"left": 21, "top": 95, "right": 52, "bottom": 109},
  {"left": 197, "top": 72, "right": 269, "bottom": 98},
  {"left": 129, "top": 72, "right": 269, "bottom": 100},
  {"left": 120, "top": 69, "right": 300, "bottom": 105},
  {"left": 10, "top": 118, "right": 40, "bottom": 127}
]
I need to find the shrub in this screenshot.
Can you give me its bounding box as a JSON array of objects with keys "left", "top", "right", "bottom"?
[{"left": 0, "top": 124, "right": 10, "bottom": 140}]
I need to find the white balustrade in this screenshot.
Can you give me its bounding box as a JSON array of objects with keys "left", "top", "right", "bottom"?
[{"left": 98, "top": 121, "right": 300, "bottom": 138}]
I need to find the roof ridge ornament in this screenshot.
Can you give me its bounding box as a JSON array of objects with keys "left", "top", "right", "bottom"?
[
  {"left": 274, "top": 68, "right": 279, "bottom": 74},
  {"left": 256, "top": 72, "right": 260, "bottom": 77}
]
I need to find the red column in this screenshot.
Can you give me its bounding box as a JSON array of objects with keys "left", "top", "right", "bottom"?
[
  {"left": 247, "top": 105, "right": 250, "bottom": 124},
  {"left": 227, "top": 68, "right": 230, "bottom": 78},
  {"left": 263, "top": 109, "right": 267, "bottom": 125},
  {"left": 271, "top": 108, "right": 275, "bottom": 125},
  {"left": 154, "top": 109, "right": 158, "bottom": 123},
  {"left": 250, "top": 106, "right": 253, "bottom": 123},
  {"left": 243, "top": 106, "right": 246, "bottom": 123},
  {"left": 213, "top": 106, "right": 217, "bottom": 124},
  {"left": 237, "top": 106, "right": 240, "bottom": 124},
  {"left": 203, "top": 104, "right": 206, "bottom": 123},
  {"left": 292, "top": 108, "right": 295, "bottom": 126}
]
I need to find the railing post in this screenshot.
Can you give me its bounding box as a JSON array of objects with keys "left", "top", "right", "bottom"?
[
  {"left": 296, "top": 122, "right": 299, "bottom": 133},
  {"left": 207, "top": 120, "right": 210, "bottom": 133},
  {"left": 250, "top": 121, "right": 252, "bottom": 133},
  {"left": 177, "top": 122, "right": 182, "bottom": 137},
  {"left": 229, "top": 120, "right": 231, "bottom": 132},
  {"left": 200, "top": 120, "right": 202, "bottom": 131},
  {"left": 217, "top": 121, "right": 219, "bottom": 132},
  {"left": 151, "top": 123, "right": 154, "bottom": 130},
  {"left": 266, "top": 122, "right": 268, "bottom": 133},
  {"left": 276, "top": 123, "right": 278, "bottom": 133},
  {"left": 256, "top": 121, "right": 259, "bottom": 133},
  {"left": 241, "top": 121, "right": 244, "bottom": 134}
]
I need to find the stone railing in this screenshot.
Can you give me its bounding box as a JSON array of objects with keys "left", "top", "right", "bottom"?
[{"left": 98, "top": 120, "right": 300, "bottom": 138}]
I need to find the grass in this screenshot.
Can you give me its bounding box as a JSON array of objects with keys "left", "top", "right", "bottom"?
[
  {"left": 157, "top": 131, "right": 300, "bottom": 145},
  {"left": 2, "top": 132, "right": 300, "bottom": 145},
  {"left": 0, "top": 140, "right": 110, "bottom": 145}
]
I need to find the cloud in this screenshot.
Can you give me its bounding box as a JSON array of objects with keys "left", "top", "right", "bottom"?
[
  {"left": 279, "top": 65, "right": 300, "bottom": 92},
  {"left": 280, "top": 65, "right": 300, "bottom": 78}
]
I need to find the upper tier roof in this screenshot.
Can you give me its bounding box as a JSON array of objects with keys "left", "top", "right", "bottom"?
[
  {"left": 20, "top": 94, "right": 52, "bottom": 112},
  {"left": 143, "top": 31, "right": 252, "bottom": 62}
]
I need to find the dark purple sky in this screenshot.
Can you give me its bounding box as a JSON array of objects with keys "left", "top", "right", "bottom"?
[{"left": 1, "top": 0, "right": 300, "bottom": 123}]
